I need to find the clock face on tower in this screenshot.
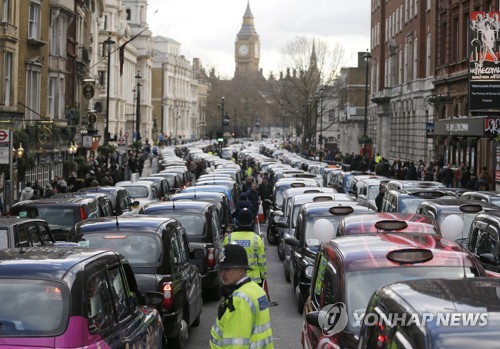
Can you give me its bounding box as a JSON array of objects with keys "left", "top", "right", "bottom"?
[{"left": 239, "top": 44, "right": 249, "bottom": 56}]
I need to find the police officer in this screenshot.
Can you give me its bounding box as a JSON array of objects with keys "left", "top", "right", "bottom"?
[
  {"left": 223, "top": 208, "right": 267, "bottom": 286},
  {"left": 210, "top": 244, "right": 274, "bottom": 349}
]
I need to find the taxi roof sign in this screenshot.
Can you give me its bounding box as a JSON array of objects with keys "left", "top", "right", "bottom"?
[
  {"left": 375, "top": 220, "right": 409, "bottom": 231},
  {"left": 386, "top": 249, "right": 433, "bottom": 264}
]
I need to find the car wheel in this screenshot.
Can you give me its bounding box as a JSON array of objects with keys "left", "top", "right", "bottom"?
[
  {"left": 283, "top": 261, "right": 291, "bottom": 283},
  {"left": 295, "top": 285, "right": 305, "bottom": 314},
  {"left": 266, "top": 227, "right": 278, "bottom": 245},
  {"left": 277, "top": 240, "right": 285, "bottom": 261},
  {"left": 167, "top": 319, "right": 188, "bottom": 349}
]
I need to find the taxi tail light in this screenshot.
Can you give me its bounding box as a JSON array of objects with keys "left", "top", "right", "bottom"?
[
  {"left": 207, "top": 247, "right": 216, "bottom": 268},
  {"left": 161, "top": 282, "right": 173, "bottom": 310},
  {"left": 80, "top": 207, "right": 87, "bottom": 220}
]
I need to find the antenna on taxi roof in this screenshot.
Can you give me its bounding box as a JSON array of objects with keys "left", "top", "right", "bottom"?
[{"left": 115, "top": 211, "right": 119, "bottom": 230}]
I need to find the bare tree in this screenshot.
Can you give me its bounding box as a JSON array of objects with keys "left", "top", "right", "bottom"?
[{"left": 266, "top": 36, "right": 345, "bottom": 153}]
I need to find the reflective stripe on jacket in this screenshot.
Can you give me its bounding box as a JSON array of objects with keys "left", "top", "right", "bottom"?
[
  {"left": 210, "top": 280, "right": 274, "bottom": 349},
  {"left": 223, "top": 231, "right": 267, "bottom": 283}
]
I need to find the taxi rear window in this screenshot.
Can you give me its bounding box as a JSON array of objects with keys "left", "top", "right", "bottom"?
[
  {"left": 0, "top": 279, "right": 68, "bottom": 337},
  {"left": 124, "top": 186, "right": 149, "bottom": 198},
  {"left": 79, "top": 233, "right": 161, "bottom": 266}
]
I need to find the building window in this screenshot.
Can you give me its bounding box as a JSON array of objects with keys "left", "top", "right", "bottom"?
[
  {"left": 26, "top": 66, "right": 41, "bottom": 120},
  {"left": 405, "top": 0, "right": 409, "bottom": 22},
  {"left": 28, "top": 1, "right": 41, "bottom": 39},
  {"left": 426, "top": 33, "right": 431, "bottom": 76},
  {"left": 1, "top": 0, "right": 10, "bottom": 22},
  {"left": 462, "top": 13, "right": 468, "bottom": 60},
  {"left": 3, "top": 51, "right": 12, "bottom": 106},
  {"left": 48, "top": 78, "right": 55, "bottom": 117},
  {"left": 451, "top": 17, "right": 459, "bottom": 63},
  {"left": 126, "top": 9, "right": 131, "bottom": 20},
  {"left": 439, "top": 21, "right": 447, "bottom": 66},
  {"left": 427, "top": 0, "right": 431, "bottom": 11},
  {"left": 399, "top": 5, "right": 403, "bottom": 31},
  {"left": 328, "top": 109, "right": 335, "bottom": 122},
  {"left": 413, "top": 38, "right": 418, "bottom": 80},
  {"left": 414, "top": 0, "right": 418, "bottom": 17},
  {"left": 396, "top": 8, "right": 399, "bottom": 33}
]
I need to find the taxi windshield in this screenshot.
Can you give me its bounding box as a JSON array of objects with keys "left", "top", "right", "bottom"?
[
  {"left": 124, "top": 186, "right": 149, "bottom": 198},
  {"left": 305, "top": 215, "right": 342, "bottom": 247},
  {"left": 0, "top": 279, "right": 68, "bottom": 336},
  {"left": 345, "top": 266, "right": 479, "bottom": 332},
  {"left": 367, "top": 185, "right": 380, "bottom": 200}
]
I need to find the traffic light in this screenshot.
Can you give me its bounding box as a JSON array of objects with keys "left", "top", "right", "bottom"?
[
  {"left": 232, "top": 132, "right": 236, "bottom": 138},
  {"left": 216, "top": 131, "right": 223, "bottom": 139},
  {"left": 318, "top": 135, "right": 323, "bottom": 144}
]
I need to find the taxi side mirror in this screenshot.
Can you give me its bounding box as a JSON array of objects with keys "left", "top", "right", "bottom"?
[
  {"left": 285, "top": 237, "right": 300, "bottom": 247},
  {"left": 190, "top": 248, "right": 205, "bottom": 259},
  {"left": 305, "top": 311, "right": 320, "bottom": 327},
  {"left": 144, "top": 291, "right": 164, "bottom": 307},
  {"left": 132, "top": 200, "right": 140, "bottom": 206},
  {"left": 479, "top": 253, "right": 498, "bottom": 265},
  {"left": 274, "top": 216, "right": 289, "bottom": 228}
]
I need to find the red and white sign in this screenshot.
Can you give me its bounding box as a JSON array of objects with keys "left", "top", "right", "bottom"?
[{"left": 0, "top": 129, "right": 9, "bottom": 143}]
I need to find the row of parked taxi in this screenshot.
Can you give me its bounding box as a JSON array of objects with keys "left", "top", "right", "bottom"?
[
  {"left": 253, "top": 143, "right": 500, "bottom": 349},
  {"left": 0, "top": 143, "right": 247, "bottom": 348}
]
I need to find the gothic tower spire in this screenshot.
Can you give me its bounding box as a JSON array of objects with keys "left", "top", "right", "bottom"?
[{"left": 235, "top": 1, "right": 260, "bottom": 78}]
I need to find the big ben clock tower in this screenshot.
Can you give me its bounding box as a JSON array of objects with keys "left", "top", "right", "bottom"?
[{"left": 234, "top": 1, "right": 260, "bottom": 78}]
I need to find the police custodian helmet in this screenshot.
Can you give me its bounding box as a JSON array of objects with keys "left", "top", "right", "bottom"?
[
  {"left": 237, "top": 208, "right": 254, "bottom": 228},
  {"left": 217, "top": 244, "right": 251, "bottom": 270}
]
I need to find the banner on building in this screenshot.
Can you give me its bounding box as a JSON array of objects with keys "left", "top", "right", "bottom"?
[
  {"left": 469, "top": 11, "right": 500, "bottom": 111},
  {"left": 484, "top": 117, "right": 500, "bottom": 136}
]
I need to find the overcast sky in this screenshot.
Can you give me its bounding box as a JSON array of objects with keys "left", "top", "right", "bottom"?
[{"left": 146, "top": 0, "right": 371, "bottom": 79}]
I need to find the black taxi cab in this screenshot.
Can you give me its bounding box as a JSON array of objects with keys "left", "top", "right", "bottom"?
[
  {"left": 285, "top": 201, "right": 373, "bottom": 313},
  {"left": 170, "top": 191, "right": 232, "bottom": 228},
  {"left": 380, "top": 188, "right": 452, "bottom": 214},
  {"left": 11, "top": 197, "right": 102, "bottom": 241},
  {"left": 68, "top": 216, "right": 202, "bottom": 347},
  {"left": 337, "top": 213, "right": 441, "bottom": 236},
  {"left": 140, "top": 200, "right": 223, "bottom": 297},
  {"left": 0, "top": 217, "right": 55, "bottom": 247},
  {"left": 301, "top": 232, "right": 486, "bottom": 349},
  {"left": 0, "top": 247, "right": 165, "bottom": 348},
  {"left": 415, "top": 199, "right": 499, "bottom": 245},
  {"left": 78, "top": 186, "right": 136, "bottom": 216},
  {"left": 467, "top": 210, "right": 500, "bottom": 277},
  {"left": 461, "top": 190, "right": 500, "bottom": 208},
  {"left": 358, "top": 278, "right": 500, "bottom": 349}
]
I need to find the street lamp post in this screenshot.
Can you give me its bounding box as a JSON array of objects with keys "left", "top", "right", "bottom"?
[
  {"left": 104, "top": 35, "right": 115, "bottom": 144},
  {"left": 220, "top": 97, "right": 225, "bottom": 133},
  {"left": 363, "top": 50, "right": 372, "bottom": 158},
  {"left": 135, "top": 72, "right": 142, "bottom": 142},
  {"left": 317, "top": 86, "right": 325, "bottom": 161},
  {"left": 9, "top": 139, "right": 24, "bottom": 211}
]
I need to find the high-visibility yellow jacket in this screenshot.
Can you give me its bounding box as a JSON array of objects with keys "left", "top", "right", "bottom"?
[
  {"left": 210, "top": 280, "right": 274, "bottom": 349},
  {"left": 223, "top": 231, "right": 267, "bottom": 284}
]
